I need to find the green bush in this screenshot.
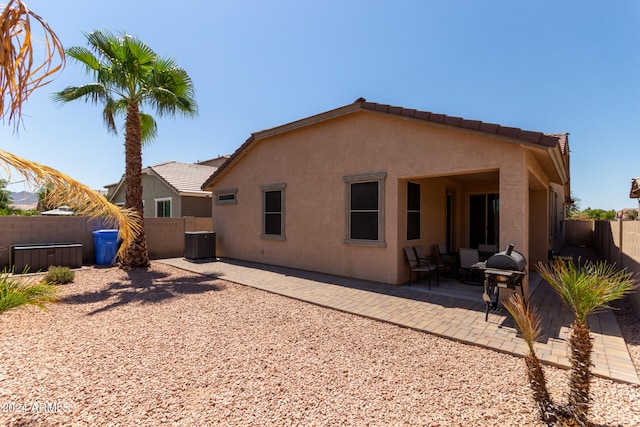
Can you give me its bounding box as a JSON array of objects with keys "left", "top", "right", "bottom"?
[
  {"left": 43, "top": 266, "right": 75, "bottom": 284},
  {"left": 0, "top": 270, "right": 58, "bottom": 313}
]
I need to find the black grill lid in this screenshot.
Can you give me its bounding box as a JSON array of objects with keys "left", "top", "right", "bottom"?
[{"left": 485, "top": 244, "right": 527, "bottom": 271}]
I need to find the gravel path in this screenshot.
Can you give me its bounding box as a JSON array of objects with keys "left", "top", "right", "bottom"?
[{"left": 1, "top": 263, "right": 639, "bottom": 426}]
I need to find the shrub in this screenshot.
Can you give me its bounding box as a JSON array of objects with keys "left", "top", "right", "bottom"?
[
  {"left": 0, "top": 269, "right": 58, "bottom": 313},
  {"left": 43, "top": 266, "right": 75, "bottom": 284}
]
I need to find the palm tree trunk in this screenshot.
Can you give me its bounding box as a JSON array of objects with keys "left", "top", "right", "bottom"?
[
  {"left": 524, "top": 354, "right": 560, "bottom": 424},
  {"left": 120, "top": 102, "right": 150, "bottom": 268},
  {"left": 568, "top": 321, "right": 593, "bottom": 426}
]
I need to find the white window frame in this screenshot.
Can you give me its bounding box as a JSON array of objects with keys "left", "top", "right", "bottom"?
[
  {"left": 261, "top": 183, "right": 286, "bottom": 240},
  {"left": 344, "top": 172, "right": 386, "bottom": 247},
  {"left": 155, "top": 197, "right": 172, "bottom": 218}
]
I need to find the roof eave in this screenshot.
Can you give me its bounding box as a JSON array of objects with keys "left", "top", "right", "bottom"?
[
  {"left": 178, "top": 191, "right": 212, "bottom": 198},
  {"left": 202, "top": 98, "right": 569, "bottom": 189}
]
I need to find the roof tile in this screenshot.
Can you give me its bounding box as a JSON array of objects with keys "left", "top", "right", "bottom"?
[
  {"left": 148, "top": 161, "right": 217, "bottom": 194},
  {"left": 205, "top": 99, "right": 567, "bottom": 188},
  {"left": 496, "top": 126, "right": 520, "bottom": 139}
]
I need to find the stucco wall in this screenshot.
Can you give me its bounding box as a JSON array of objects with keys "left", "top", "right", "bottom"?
[
  {"left": 211, "top": 111, "right": 559, "bottom": 285},
  {"left": 111, "top": 175, "right": 211, "bottom": 218},
  {"left": 182, "top": 196, "right": 212, "bottom": 217}
]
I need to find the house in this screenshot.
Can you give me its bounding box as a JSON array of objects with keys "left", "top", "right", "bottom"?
[
  {"left": 108, "top": 159, "right": 222, "bottom": 218},
  {"left": 41, "top": 206, "right": 74, "bottom": 216},
  {"left": 202, "top": 99, "right": 571, "bottom": 293}
]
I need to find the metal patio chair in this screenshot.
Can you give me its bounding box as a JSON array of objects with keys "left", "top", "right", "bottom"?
[
  {"left": 403, "top": 247, "right": 438, "bottom": 289},
  {"left": 413, "top": 245, "right": 443, "bottom": 283},
  {"left": 437, "top": 243, "right": 458, "bottom": 278},
  {"left": 458, "top": 248, "right": 484, "bottom": 285}
]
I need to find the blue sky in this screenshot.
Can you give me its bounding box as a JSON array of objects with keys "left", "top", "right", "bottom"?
[{"left": 2, "top": 0, "right": 639, "bottom": 210}]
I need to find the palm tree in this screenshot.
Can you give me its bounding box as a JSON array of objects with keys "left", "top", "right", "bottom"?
[
  {"left": 0, "top": 1, "right": 141, "bottom": 258},
  {"left": 537, "top": 259, "right": 636, "bottom": 426},
  {"left": 53, "top": 30, "right": 197, "bottom": 268},
  {"left": 504, "top": 293, "right": 561, "bottom": 424}
]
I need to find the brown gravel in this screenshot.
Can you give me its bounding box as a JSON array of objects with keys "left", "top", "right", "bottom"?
[{"left": 1, "top": 263, "right": 639, "bottom": 426}]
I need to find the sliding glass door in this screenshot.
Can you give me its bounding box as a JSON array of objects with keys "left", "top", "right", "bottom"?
[{"left": 469, "top": 193, "right": 499, "bottom": 248}]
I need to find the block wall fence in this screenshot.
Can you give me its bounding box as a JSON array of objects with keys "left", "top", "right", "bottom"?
[
  {"left": 0, "top": 216, "right": 213, "bottom": 269},
  {"left": 566, "top": 219, "right": 640, "bottom": 316}
]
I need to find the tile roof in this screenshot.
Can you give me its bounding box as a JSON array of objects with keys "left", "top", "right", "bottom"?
[
  {"left": 146, "top": 161, "right": 217, "bottom": 196},
  {"left": 203, "top": 98, "right": 568, "bottom": 189},
  {"left": 358, "top": 99, "right": 561, "bottom": 148}
]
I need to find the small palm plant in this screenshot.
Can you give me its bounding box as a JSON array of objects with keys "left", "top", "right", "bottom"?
[
  {"left": 504, "top": 293, "right": 561, "bottom": 424},
  {"left": 538, "top": 259, "right": 636, "bottom": 426},
  {"left": 507, "top": 259, "right": 636, "bottom": 426},
  {"left": 0, "top": 269, "right": 58, "bottom": 313}
]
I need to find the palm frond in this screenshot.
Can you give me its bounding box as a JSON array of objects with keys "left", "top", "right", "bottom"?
[
  {"left": 538, "top": 259, "right": 637, "bottom": 323},
  {"left": 0, "top": 149, "right": 142, "bottom": 259},
  {"left": 85, "top": 30, "right": 121, "bottom": 64},
  {"left": 0, "top": 0, "right": 65, "bottom": 130},
  {"left": 139, "top": 112, "right": 158, "bottom": 144},
  {"left": 65, "top": 46, "right": 101, "bottom": 72},
  {"left": 52, "top": 83, "right": 108, "bottom": 104},
  {"left": 102, "top": 97, "right": 120, "bottom": 135},
  {"left": 123, "top": 34, "right": 156, "bottom": 67},
  {"left": 504, "top": 293, "right": 542, "bottom": 354}
]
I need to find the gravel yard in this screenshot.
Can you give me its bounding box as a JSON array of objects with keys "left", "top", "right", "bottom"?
[{"left": 1, "top": 263, "right": 639, "bottom": 426}]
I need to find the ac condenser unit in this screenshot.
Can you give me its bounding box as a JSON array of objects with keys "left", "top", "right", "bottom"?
[{"left": 184, "top": 232, "right": 216, "bottom": 260}]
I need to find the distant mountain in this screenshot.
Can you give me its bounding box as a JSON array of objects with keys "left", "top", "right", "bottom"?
[{"left": 10, "top": 191, "right": 38, "bottom": 208}]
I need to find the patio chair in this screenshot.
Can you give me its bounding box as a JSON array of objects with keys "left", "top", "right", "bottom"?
[
  {"left": 413, "top": 246, "right": 442, "bottom": 284},
  {"left": 458, "top": 248, "right": 484, "bottom": 285},
  {"left": 436, "top": 243, "right": 458, "bottom": 278},
  {"left": 403, "top": 247, "right": 438, "bottom": 289}
]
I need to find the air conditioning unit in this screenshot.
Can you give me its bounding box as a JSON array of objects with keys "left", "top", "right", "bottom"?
[{"left": 184, "top": 232, "right": 216, "bottom": 261}]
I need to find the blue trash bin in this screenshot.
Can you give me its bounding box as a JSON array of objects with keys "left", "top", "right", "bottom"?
[{"left": 93, "top": 229, "right": 119, "bottom": 265}]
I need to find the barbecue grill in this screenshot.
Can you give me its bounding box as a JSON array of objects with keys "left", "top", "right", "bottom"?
[{"left": 481, "top": 244, "right": 527, "bottom": 321}]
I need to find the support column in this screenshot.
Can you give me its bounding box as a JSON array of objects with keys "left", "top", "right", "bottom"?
[{"left": 499, "top": 158, "right": 530, "bottom": 297}]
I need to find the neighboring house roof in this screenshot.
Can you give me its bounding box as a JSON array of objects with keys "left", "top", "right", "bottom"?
[
  {"left": 630, "top": 177, "right": 640, "bottom": 198},
  {"left": 196, "top": 155, "right": 231, "bottom": 168},
  {"left": 109, "top": 161, "right": 218, "bottom": 201},
  {"left": 203, "top": 98, "right": 570, "bottom": 190},
  {"left": 41, "top": 206, "right": 74, "bottom": 216},
  {"left": 146, "top": 161, "right": 217, "bottom": 197}
]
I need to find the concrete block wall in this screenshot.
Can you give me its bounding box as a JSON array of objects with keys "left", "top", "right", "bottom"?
[
  {"left": 0, "top": 216, "right": 213, "bottom": 270},
  {"left": 565, "top": 220, "right": 594, "bottom": 247},
  {"left": 572, "top": 219, "right": 640, "bottom": 317}
]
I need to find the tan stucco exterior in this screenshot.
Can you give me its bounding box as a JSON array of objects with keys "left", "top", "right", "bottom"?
[{"left": 205, "top": 102, "right": 570, "bottom": 292}]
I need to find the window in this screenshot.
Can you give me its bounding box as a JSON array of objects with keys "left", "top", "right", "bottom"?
[
  {"left": 407, "top": 182, "right": 420, "bottom": 240},
  {"left": 344, "top": 172, "right": 386, "bottom": 247},
  {"left": 155, "top": 197, "right": 171, "bottom": 218},
  {"left": 262, "top": 183, "right": 286, "bottom": 239},
  {"left": 215, "top": 189, "right": 237, "bottom": 205}
]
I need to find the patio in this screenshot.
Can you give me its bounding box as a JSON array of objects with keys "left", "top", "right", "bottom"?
[{"left": 160, "top": 247, "right": 639, "bottom": 385}]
